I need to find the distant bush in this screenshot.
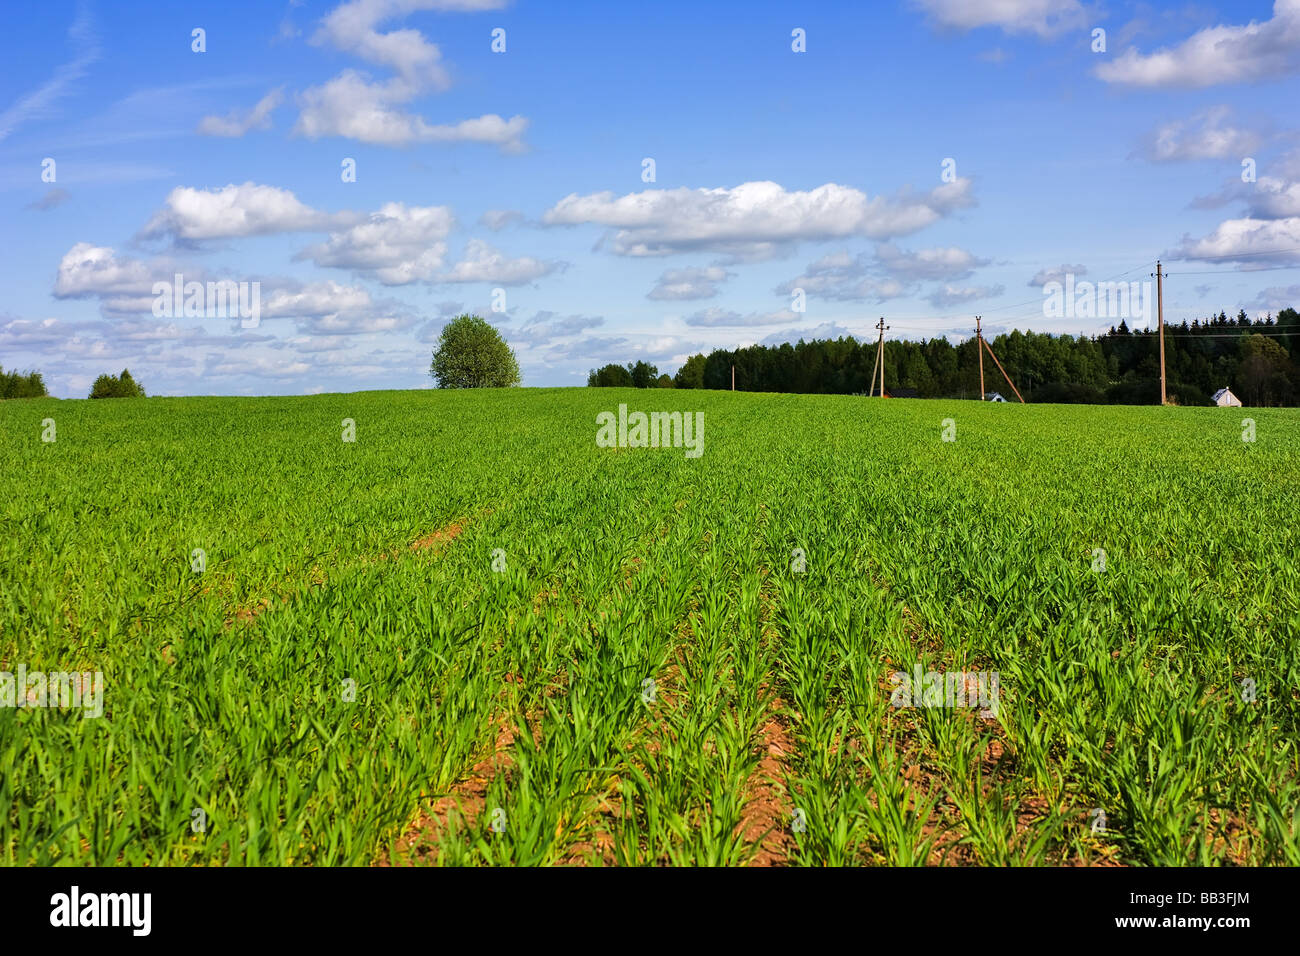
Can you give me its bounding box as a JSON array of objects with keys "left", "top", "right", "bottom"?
[
  {"left": 656, "top": 373, "right": 673, "bottom": 388},
  {"left": 0, "top": 366, "right": 48, "bottom": 399},
  {"left": 89, "top": 369, "right": 146, "bottom": 399}
]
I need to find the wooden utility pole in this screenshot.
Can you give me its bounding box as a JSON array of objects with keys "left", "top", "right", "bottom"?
[
  {"left": 731, "top": 364, "right": 735, "bottom": 391},
  {"left": 868, "top": 332, "right": 880, "bottom": 397},
  {"left": 975, "top": 315, "right": 985, "bottom": 400},
  {"left": 1157, "top": 261, "right": 1167, "bottom": 404},
  {"left": 874, "top": 317, "right": 889, "bottom": 397}
]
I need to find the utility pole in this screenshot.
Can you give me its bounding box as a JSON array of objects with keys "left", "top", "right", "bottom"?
[
  {"left": 731, "top": 364, "right": 735, "bottom": 392},
  {"left": 875, "top": 317, "right": 889, "bottom": 397},
  {"left": 975, "top": 315, "right": 985, "bottom": 400},
  {"left": 1157, "top": 261, "right": 1167, "bottom": 405}
]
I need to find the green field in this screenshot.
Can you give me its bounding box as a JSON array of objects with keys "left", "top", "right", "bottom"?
[{"left": 2, "top": 388, "right": 1297, "bottom": 866}]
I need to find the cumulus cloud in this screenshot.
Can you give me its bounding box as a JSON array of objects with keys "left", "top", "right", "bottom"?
[
  {"left": 140, "top": 182, "right": 354, "bottom": 242},
  {"left": 1172, "top": 217, "right": 1300, "bottom": 266},
  {"left": 293, "top": 1, "right": 525, "bottom": 150},
  {"left": 510, "top": 311, "right": 605, "bottom": 346},
  {"left": 874, "top": 241, "right": 990, "bottom": 280},
  {"left": 299, "top": 202, "right": 454, "bottom": 284},
  {"left": 261, "top": 280, "right": 374, "bottom": 318},
  {"left": 647, "top": 266, "right": 731, "bottom": 300},
  {"left": 312, "top": 0, "right": 508, "bottom": 89},
  {"left": 1192, "top": 155, "right": 1300, "bottom": 219},
  {"left": 1138, "top": 106, "right": 1264, "bottom": 162},
  {"left": 1176, "top": 146, "right": 1300, "bottom": 265},
  {"left": 294, "top": 71, "right": 528, "bottom": 150},
  {"left": 53, "top": 243, "right": 163, "bottom": 309},
  {"left": 542, "top": 179, "right": 976, "bottom": 259},
  {"left": 1096, "top": 0, "right": 1300, "bottom": 88},
  {"left": 776, "top": 242, "right": 988, "bottom": 301},
  {"left": 775, "top": 251, "right": 909, "bottom": 302},
  {"left": 436, "top": 239, "right": 558, "bottom": 285},
  {"left": 911, "top": 0, "right": 1087, "bottom": 38},
  {"left": 197, "top": 88, "right": 284, "bottom": 137}
]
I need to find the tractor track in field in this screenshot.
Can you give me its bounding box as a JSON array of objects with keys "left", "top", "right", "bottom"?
[
  {"left": 386, "top": 504, "right": 692, "bottom": 866},
  {"left": 734, "top": 555, "right": 798, "bottom": 867}
]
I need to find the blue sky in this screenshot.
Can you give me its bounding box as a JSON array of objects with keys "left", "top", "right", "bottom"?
[{"left": 3, "top": 0, "right": 1300, "bottom": 397}]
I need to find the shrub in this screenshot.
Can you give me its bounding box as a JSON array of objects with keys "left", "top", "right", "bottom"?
[
  {"left": 0, "top": 366, "right": 48, "bottom": 399},
  {"left": 89, "top": 369, "right": 146, "bottom": 399}
]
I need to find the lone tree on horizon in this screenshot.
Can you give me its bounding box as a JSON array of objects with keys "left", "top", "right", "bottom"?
[{"left": 430, "top": 314, "right": 521, "bottom": 388}]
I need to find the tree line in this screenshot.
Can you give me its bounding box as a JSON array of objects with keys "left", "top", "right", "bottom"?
[
  {"left": 589, "top": 308, "right": 1300, "bottom": 406},
  {"left": 0, "top": 367, "right": 148, "bottom": 400}
]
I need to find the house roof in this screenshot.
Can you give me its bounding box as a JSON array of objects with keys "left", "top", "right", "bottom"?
[{"left": 1211, "top": 388, "right": 1236, "bottom": 401}]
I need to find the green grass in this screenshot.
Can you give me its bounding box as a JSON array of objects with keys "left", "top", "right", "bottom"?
[{"left": 2, "top": 388, "right": 1297, "bottom": 865}]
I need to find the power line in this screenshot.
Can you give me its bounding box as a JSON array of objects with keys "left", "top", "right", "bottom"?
[
  {"left": 1167, "top": 264, "right": 1300, "bottom": 275},
  {"left": 1173, "top": 246, "right": 1300, "bottom": 262}
]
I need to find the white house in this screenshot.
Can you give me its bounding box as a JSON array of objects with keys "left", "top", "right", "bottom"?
[
  {"left": 1211, "top": 387, "right": 1242, "bottom": 407},
  {"left": 984, "top": 391, "right": 1006, "bottom": 402}
]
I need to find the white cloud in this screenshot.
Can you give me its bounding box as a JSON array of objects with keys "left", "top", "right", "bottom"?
[
  {"left": 1096, "top": 0, "right": 1300, "bottom": 88},
  {"left": 1173, "top": 217, "right": 1300, "bottom": 266},
  {"left": 262, "top": 280, "right": 375, "bottom": 318},
  {"left": 510, "top": 311, "right": 605, "bottom": 346},
  {"left": 294, "top": 71, "right": 528, "bottom": 150},
  {"left": 300, "top": 202, "right": 455, "bottom": 284},
  {"left": 875, "top": 241, "right": 990, "bottom": 280},
  {"left": 775, "top": 242, "right": 987, "bottom": 301},
  {"left": 760, "top": 322, "right": 859, "bottom": 346},
  {"left": 53, "top": 243, "right": 158, "bottom": 300},
  {"left": 912, "top": 0, "right": 1086, "bottom": 38},
  {"left": 926, "top": 283, "right": 1005, "bottom": 307},
  {"left": 1028, "top": 263, "right": 1087, "bottom": 286},
  {"left": 1140, "top": 106, "right": 1263, "bottom": 162},
  {"left": 436, "top": 239, "right": 557, "bottom": 285},
  {"left": 1177, "top": 145, "right": 1300, "bottom": 265},
  {"left": 1252, "top": 284, "right": 1300, "bottom": 312},
  {"left": 647, "top": 266, "right": 731, "bottom": 300},
  {"left": 1193, "top": 154, "right": 1300, "bottom": 219},
  {"left": 480, "top": 209, "right": 524, "bottom": 231},
  {"left": 197, "top": 88, "right": 284, "bottom": 137},
  {"left": 684, "top": 307, "right": 801, "bottom": 328},
  {"left": 542, "top": 179, "right": 976, "bottom": 259},
  {"left": 295, "top": 2, "right": 524, "bottom": 150},
  {"left": 312, "top": 0, "right": 507, "bottom": 89},
  {"left": 775, "top": 252, "right": 910, "bottom": 302},
  {"left": 140, "top": 182, "right": 352, "bottom": 241}
]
